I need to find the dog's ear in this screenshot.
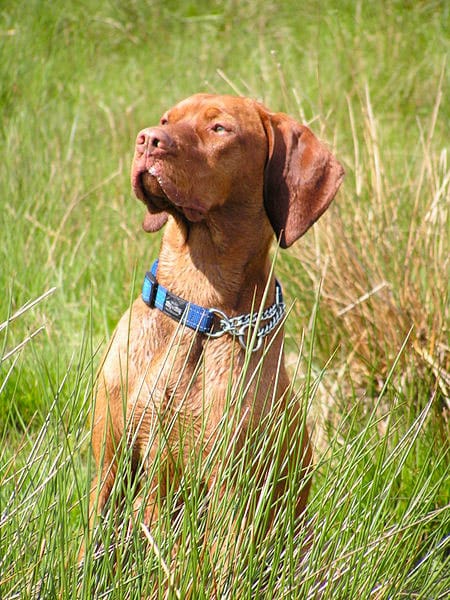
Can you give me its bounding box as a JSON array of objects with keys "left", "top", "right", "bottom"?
[
  {"left": 259, "top": 109, "right": 344, "bottom": 248},
  {"left": 142, "top": 211, "right": 168, "bottom": 233}
]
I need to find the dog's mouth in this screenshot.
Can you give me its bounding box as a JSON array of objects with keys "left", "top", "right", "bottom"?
[
  {"left": 131, "top": 161, "right": 206, "bottom": 223},
  {"left": 131, "top": 162, "right": 170, "bottom": 211}
]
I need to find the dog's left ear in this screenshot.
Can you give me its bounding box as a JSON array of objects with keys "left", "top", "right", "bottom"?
[{"left": 259, "top": 109, "right": 344, "bottom": 248}]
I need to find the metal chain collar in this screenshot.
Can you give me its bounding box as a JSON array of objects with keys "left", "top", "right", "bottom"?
[{"left": 206, "top": 281, "right": 286, "bottom": 352}]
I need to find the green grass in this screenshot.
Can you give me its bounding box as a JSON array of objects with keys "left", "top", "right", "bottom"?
[{"left": 1, "top": 0, "right": 449, "bottom": 598}]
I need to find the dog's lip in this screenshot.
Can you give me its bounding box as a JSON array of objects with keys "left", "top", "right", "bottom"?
[
  {"left": 131, "top": 159, "right": 165, "bottom": 202},
  {"left": 146, "top": 166, "right": 206, "bottom": 219},
  {"left": 133, "top": 163, "right": 206, "bottom": 222}
]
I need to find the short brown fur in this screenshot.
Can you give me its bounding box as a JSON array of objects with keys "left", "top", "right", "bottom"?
[{"left": 89, "top": 94, "right": 344, "bottom": 543}]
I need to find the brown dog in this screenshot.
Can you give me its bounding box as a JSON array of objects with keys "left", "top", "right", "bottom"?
[{"left": 89, "top": 94, "right": 344, "bottom": 544}]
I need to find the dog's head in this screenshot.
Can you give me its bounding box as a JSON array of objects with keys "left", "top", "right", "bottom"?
[{"left": 131, "top": 94, "right": 344, "bottom": 248}]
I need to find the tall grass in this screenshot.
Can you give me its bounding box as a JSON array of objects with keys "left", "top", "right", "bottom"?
[{"left": 1, "top": 0, "right": 449, "bottom": 598}]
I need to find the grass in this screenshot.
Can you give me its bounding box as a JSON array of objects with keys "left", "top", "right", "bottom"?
[{"left": 1, "top": 0, "right": 449, "bottom": 597}]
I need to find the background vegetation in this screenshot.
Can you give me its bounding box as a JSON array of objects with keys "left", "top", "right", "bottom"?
[{"left": 1, "top": 0, "right": 448, "bottom": 598}]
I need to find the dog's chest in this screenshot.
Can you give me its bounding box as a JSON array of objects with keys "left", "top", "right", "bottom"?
[{"left": 126, "top": 301, "right": 243, "bottom": 416}]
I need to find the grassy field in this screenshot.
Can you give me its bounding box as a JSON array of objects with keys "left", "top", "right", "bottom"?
[{"left": 1, "top": 0, "right": 449, "bottom": 598}]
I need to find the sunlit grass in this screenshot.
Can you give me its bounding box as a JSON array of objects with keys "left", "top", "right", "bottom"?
[{"left": 1, "top": 0, "right": 449, "bottom": 598}]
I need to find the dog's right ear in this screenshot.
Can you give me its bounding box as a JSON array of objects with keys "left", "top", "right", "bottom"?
[{"left": 142, "top": 211, "right": 168, "bottom": 233}]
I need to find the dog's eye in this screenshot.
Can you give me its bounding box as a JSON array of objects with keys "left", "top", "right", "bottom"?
[
  {"left": 212, "top": 123, "right": 227, "bottom": 133},
  {"left": 160, "top": 117, "right": 168, "bottom": 125}
]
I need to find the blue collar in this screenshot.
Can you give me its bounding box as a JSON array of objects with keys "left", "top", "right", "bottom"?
[{"left": 142, "top": 259, "right": 285, "bottom": 351}]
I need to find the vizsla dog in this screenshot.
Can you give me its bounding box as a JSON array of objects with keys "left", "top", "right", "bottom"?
[{"left": 89, "top": 94, "right": 344, "bottom": 547}]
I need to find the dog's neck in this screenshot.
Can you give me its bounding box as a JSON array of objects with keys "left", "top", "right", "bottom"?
[{"left": 155, "top": 214, "right": 275, "bottom": 315}]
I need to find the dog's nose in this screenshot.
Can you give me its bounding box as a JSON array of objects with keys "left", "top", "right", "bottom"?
[{"left": 136, "top": 127, "right": 173, "bottom": 155}]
